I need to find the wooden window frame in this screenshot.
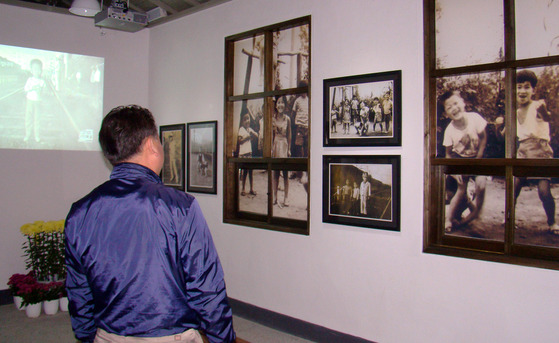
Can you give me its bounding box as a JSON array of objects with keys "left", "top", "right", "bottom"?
[
  {"left": 423, "top": 0, "right": 559, "bottom": 270},
  {"left": 223, "top": 16, "right": 311, "bottom": 235}
]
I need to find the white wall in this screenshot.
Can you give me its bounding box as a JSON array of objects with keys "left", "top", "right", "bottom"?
[
  {"left": 3, "top": 1, "right": 559, "bottom": 342},
  {"left": 0, "top": 4, "right": 150, "bottom": 286},
  {"left": 149, "top": 1, "right": 559, "bottom": 343}
]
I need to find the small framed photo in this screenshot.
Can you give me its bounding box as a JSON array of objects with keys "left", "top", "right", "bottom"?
[
  {"left": 323, "top": 155, "right": 401, "bottom": 231},
  {"left": 323, "top": 70, "right": 402, "bottom": 147},
  {"left": 187, "top": 121, "right": 217, "bottom": 194},
  {"left": 160, "top": 124, "right": 186, "bottom": 191}
]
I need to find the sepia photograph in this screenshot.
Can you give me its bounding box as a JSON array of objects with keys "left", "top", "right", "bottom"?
[
  {"left": 160, "top": 124, "right": 185, "bottom": 191},
  {"left": 436, "top": 71, "right": 506, "bottom": 159},
  {"left": 273, "top": 23, "right": 310, "bottom": 90},
  {"left": 444, "top": 174, "right": 505, "bottom": 240},
  {"left": 237, "top": 167, "right": 268, "bottom": 216},
  {"left": 237, "top": 166, "right": 308, "bottom": 222},
  {"left": 514, "top": 173, "right": 559, "bottom": 249},
  {"left": 443, "top": 171, "right": 559, "bottom": 249},
  {"left": 323, "top": 155, "right": 400, "bottom": 231},
  {"left": 187, "top": 121, "right": 217, "bottom": 194},
  {"left": 233, "top": 34, "right": 265, "bottom": 96},
  {"left": 323, "top": 70, "right": 401, "bottom": 147}
]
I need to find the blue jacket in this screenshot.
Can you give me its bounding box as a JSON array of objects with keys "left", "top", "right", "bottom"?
[{"left": 65, "top": 163, "right": 235, "bottom": 343}]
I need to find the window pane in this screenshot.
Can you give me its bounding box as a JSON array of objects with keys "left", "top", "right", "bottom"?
[
  {"left": 238, "top": 168, "right": 268, "bottom": 215},
  {"left": 435, "top": 0, "right": 504, "bottom": 69},
  {"left": 514, "top": 176, "right": 559, "bottom": 248},
  {"left": 272, "top": 170, "right": 308, "bottom": 221},
  {"left": 286, "top": 93, "right": 308, "bottom": 158},
  {"left": 516, "top": 66, "right": 559, "bottom": 159},
  {"left": 233, "top": 99, "right": 264, "bottom": 158},
  {"left": 516, "top": 0, "right": 559, "bottom": 59},
  {"left": 444, "top": 174, "right": 505, "bottom": 241},
  {"left": 328, "top": 83, "right": 394, "bottom": 138},
  {"left": 272, "top": 95, "right": 293, "bottom": 158},
  {"left": 436, "top": 72, "right": 505, "bottom": 158},
  {"left": 273, "top": 24, "right": 309, "bottom": 90},
  {"left": 233, "top": 35, "right": 264, "bottom": 96}
]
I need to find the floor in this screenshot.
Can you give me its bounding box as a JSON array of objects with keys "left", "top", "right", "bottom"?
[{"left": 0, "top": 303, "right": 314, "bottom": 343}]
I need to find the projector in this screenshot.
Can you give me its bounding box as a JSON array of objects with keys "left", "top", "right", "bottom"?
[{"left": 94, "top": 7, "right": 148, "bottom": 32}]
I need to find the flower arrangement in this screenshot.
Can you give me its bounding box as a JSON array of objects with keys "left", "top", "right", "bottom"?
[
  {"left": 11, "top": 274, "right": 65, "bottom": 307},
  {"left": 7, "top": 272, "right": 36, "bottom": 297},
  {"left": 20, "top": 220, "right": 66, "bottom": 282},
  {"left": 43, "top": 281, "right": 65, "bottom": 301},
  {"left": 19, "top": 281, "right": 49, "bottom": 306}
]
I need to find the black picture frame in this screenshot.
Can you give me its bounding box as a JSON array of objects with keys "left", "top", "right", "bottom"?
[
  {"left": 323, "top": 70, "right": 402, "bottom": 147},
  {"left": 187, "top": 121, "right": 218, "bottom": 194},
  {"left": 160, "top": 124, "right": 186, "bottom": 191},
  {"left": 323, "top": 155, "right": 400, "bottom": 231}
]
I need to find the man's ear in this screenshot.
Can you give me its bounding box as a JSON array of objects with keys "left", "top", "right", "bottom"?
[{"left": 147, "top": 136, "right": 161, "bottom": 155}]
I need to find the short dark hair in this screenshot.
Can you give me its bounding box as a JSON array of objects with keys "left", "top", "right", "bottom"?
[
  {"left": 437, "top": 89, "right": 461, "bottom": 116},
  {"left": 30, "top": 59, "right": 42, "bottom": 69},
  {"left": 99, "top": 105, "right": 158, "bottom": 166},
  {"left": 516, "top": 70, "right": 538, "bottom": 88}
]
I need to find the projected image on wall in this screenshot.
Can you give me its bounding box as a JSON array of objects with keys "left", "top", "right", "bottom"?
[{"left": 0, "top": 44, "right": 104, "bottom": 151}]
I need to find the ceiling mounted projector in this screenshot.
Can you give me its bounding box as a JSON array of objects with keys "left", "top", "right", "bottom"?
[{"left": 94, "top": 7, "right": 148, "bottom": 32}]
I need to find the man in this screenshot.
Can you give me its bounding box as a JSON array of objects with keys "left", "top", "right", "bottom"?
[{"left": 65, "top": 105, "right": 236, "bottom": 343}]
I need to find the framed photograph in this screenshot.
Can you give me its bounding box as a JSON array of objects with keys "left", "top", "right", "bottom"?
[
  {"left": 323, "top": 155, "right": 400, "bottom": 231},
  {"left": 160, "top": 124, "right": 186, "bottom": 191},
  {"left": 323, "top": 70, "right": 401, "bottom": 147},
  {"left": 187, "top": 121, "right": 217, "bottom": 194}
]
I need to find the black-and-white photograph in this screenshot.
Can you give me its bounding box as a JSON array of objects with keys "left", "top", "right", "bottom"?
[
  {"left": 437, "top": 66, "right": 559, "bottom": 159},
  {"left": 273, "top": 23, "right": 310, "bottom": 90},
  {"left": 323, "top": 155, "right": 400, "bottom": 231},
  {"left": 238, "top": 167, "right": 268, "bottom": 215},
  {"left": 187, "top": 121, "right": 217, "bottom": 194},
  {"left": 515, "top": 175, "right": 559, "bottom": 248},
  {"left": 444, "top": 174, "right": 505, "bottom": 240},
  {"left": 233, "top": 34, "right": 265, "bottom": 96},
  {"left": 436, "top": 0, "right": 559, "bottom": 68},
  {"left": 237, "top": 167, "right": 308, "bottom": 222},
  {"left": 323, "top": 70, "right": 401, "bottom": 147},
  {"left": 436, "top": 71, "right": 506, "bottom": 159},
  {"left": 160, "top": 124, "right": 185, "bottom": 191},
  {"left": 233, "top": 98, "right": 264, "bottom": 158}
]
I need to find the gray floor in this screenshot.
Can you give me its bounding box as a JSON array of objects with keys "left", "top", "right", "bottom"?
[{"left": 0, "top": 303, "right": 313, "bottom": 343}]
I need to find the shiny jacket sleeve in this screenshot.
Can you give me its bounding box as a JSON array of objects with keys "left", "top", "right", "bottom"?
[
  {"left": 65, "top": 212, "right": 96, "bottom": 343},
  {"left": 179, "top": 200, "right": 236, "bottom": 343}
]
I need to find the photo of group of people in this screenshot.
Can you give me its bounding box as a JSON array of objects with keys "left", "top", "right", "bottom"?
[
  {"left": 328, "top": 81, "right": 394, "bottom": 139},
  {"left": 326, "top": 160, "right": 396, "bottom": 226},
  {"left": 233, "top": 92, "right": 309, "bottom": 221},
  {"left": 438, "top": 66, "right": 559, "bottom": 248}
]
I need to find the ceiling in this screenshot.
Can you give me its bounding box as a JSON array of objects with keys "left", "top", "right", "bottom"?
[{"left": 0, "top": 0, "right": 230, "bottom": 27}]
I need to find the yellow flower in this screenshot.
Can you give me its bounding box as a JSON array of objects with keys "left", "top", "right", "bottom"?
[{"left": 20, "top": 220, "right": 65, "bottom": 236}]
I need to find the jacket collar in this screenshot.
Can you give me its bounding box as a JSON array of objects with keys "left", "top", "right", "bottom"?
[{"left": 110, "top": 163, "right": 162, "bottom": 184}]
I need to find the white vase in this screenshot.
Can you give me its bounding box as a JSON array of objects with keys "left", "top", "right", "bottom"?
[
  {"left": 43, "top": 299, "right": 59, "bottom": 315},
  {"left": 13, "top": 296, "right": 26, "bottom": 310},
  {"left": 59, "top": 296, "right": 69, "bottom": 312},
  {"left": 25, "top": 303, "right": 42, "bottom": 318}
]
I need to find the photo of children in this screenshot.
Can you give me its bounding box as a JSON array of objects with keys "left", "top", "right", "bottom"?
[
  {"left": 328, "top": 163, "right": 393, "bottom": 221},
  {"left": 436, "top": 66, "right": 559, "bottom": 247},
  {"left": 328, "top": 80, "right": 394, "bottom": 139},
  {"left": 514, "top": 68, "right": 559, "bottom": 243}
]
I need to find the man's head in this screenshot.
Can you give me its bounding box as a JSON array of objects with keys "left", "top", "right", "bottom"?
[
  {"left": 30, "top": 59, "right": 43, "bottom": 78},
  {"left": 516, "top": 70, "right": 538, "bottom": 107},
  {"left": 99, "top": 105, "right": 161, "bottom": 169},
  {"left": 439, "top": 90, "right": 465, "bottom": 121}
]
